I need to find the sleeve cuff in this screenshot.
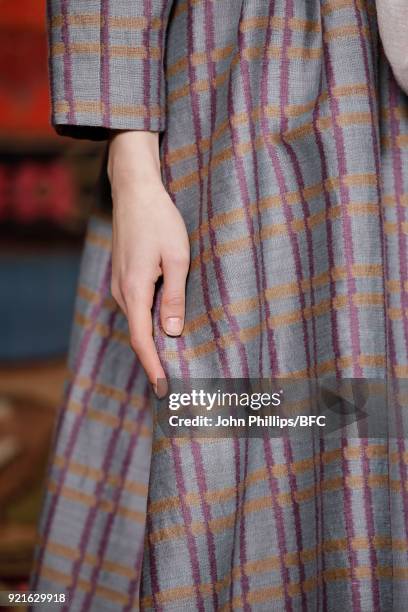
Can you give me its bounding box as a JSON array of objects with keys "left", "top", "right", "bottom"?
[{"left": 53, "top": 113, "right": 165, "bottom": 141}]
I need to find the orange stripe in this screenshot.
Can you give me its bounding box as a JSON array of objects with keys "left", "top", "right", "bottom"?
[
  {"left": 66, "top": 399, "right": 151, "bottom": 439},
  {"left": 48, "top": 480, "right": 146, "bottom": 524},
  {"left": 55, "top": 101, "right": 163, "bottom": 119},
  {"left": 53, "top": 454, "right": 148, "bottom": 496},
  {"left": 51, "top": 14, "right": 101, "bottom": 27},
  {"left": 321, "top": 0, "right": 370, "bottom": 16},
  {"left": 52, "top": 41, "right": 161, "bottom": 60},
  {"left": 239, "top": 16, "right": 321, "bottom": 33},
  {"left": 51, "top": 14, "right": 163, "bottom": 29},
  {"left": 52, "top": 42, "right": 101, "bottom": 55},
  {"left": 109, "top": 16, "right": 162, "bottom": 29},
  {"left": 323, "top": 24, "right": 370, "bottom": 42},
  {"left": 381, "top": 135, "right": 408, "bottom": 149}
]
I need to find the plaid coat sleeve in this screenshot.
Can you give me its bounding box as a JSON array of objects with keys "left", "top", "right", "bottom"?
[{"left": 47, "top": 0, "right": 174, "bottom": 140}]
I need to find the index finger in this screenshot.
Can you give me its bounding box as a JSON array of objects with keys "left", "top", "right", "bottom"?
[{"left": 125, "top": 284, "right": 167, "bottom": 397}]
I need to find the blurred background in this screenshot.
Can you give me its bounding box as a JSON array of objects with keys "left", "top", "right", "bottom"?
[{"left": 0, "top": 0, "right": 103, "bottom": 602}]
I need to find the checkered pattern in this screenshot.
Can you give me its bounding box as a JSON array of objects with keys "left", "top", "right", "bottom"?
[
  {"left": 30, "top": 0, "right": 408, "bottom": 609},
  {"left": 47, "top": 0, "right": 173, "bottom": 137}
]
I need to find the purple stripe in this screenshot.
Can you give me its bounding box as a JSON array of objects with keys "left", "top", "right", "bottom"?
[
  {"left": 311, "top": 431, "right": 321, "bottom": 609},
  {"left": 143, "top": 513, "right": 162, "bottom": 611},
  {"left": 235, "top": 24, "right": 264, "bottom": 376},
  {"left": 229, "top": 435, "right": 242, "bottom": 602},
  {"left": 170, "top": 438, "right": 205, "bottom": 611},
  {"left": 259, "top": 4, "right": 312, "bottom": 378},
  {"left": 121, "top": 388, "right": 153, "bottom": 610},
  {"left": 352, "top": 4, "right": 384, "bottom": 608},
  {"left": 387, "top": 73, "right": 408, "bottom": 547},
  {"left": 341, "top": 436, "right": 362, "bottom": 612},
  {"left": 311, "top": 79, "right": 347, "bottom": 612},
  {"left": 61, "top": 0, "right": 75, "bottom": 123},
  {"left": 321, "top": 18, "right": 364, "bottom": 602},
  {"left": 276, "top": 11, "right": 328, "bottom": 603},
  {"left": 128, "top": 506, "right": 153, "bottom": 611},
  {"left": 318, "top": 436, "right": 328, "bottom": 612},
  {"left": 190, "top": 440, "right": 219, "bottom": 610},
  {"left": 279, "top": 9, "right": 318, "bottom": 604},
  {"left": 219, "top": 3, "right": 257, "bottom": 603},
  {"left": 143, "top": 0, "right": 153, "bottom": 130},
  {"left": 228, "top": 437, "right": 241, "bottom": 604},
  {"left": 282, "top": 436, "right": 308, "bottom": 611},
  {"left": 234, "top": 16, "right": 279, "bottom": 375},
  {"left": 32, "top": 257, "right": 113, "bottom": 589},
  {"left": 238, "top": 437, "right": 251, "bottom": 611},
  {"left": 321, "top": 14, "right": 363, "bottom": 377},
  {"left": 185, "top": 2, "right": 230, "bottom": 378},
  {"left": 353, "top": 0, "right": 388, "bottom": 358},
  {"left": 186, "top": 0, "right": 248, "bottom": 378},
  {"left": 309, "top": 60, "right": 350, "bottom": 612},
  {"left": 263, "top": 435, "right": 293, "bottom": 611},
  {"left": 172, "top": 327, "right": 190, "bottom": 383},
  {"left": 312, "top": 76, "right": 342, "bottom": 377},
  {"left": 79, "top": 368, "right": 149, "bottom": 612},
  {"left": 156, "top": 1, "right": 167, "bottom": 120},
  {"left": 227, "top": 106, "right": 267, "bottom": 374},
  {"left": 227, "top": 4, "right": 278, "bottom": 597},
  {"left": 311, "top": 74, "right": 342, "bottom": 610},
  {"left": 101, "top": 0, "right": 111, "bottom": 127},
  {"left": 259, "top": 7, "right": 311, "bottom": 600},
  {"left": 388, "top": 78, "right": 408, "bottom": 356},
  {"left": 360, "top": 439, "right": 381, "bottom": 611},
  {"left": 312, "top": 87, "right": 370, "bottom": 612},
  {"left": 281, "top": 0, "right": 319, "bottom": 376}
]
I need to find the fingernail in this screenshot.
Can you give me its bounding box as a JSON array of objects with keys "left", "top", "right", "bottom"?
[
  {"left": 152, "top": 379, "right": 168, "bottom": 398},
  {"left": 165, "top": 317, "right": 183, "bottom": 336}
]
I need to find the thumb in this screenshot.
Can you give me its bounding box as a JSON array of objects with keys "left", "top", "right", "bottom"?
[{"left": 160, "top": 254, "right": 189, "bottom": 336}]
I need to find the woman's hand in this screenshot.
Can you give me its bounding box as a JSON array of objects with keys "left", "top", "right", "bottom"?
[{"left": 108, "top": 131, "right": 190, "bottom": 396}]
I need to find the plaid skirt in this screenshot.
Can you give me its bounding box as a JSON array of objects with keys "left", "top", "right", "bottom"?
[{"left": 31, "top": 1, "right": 408, "bottom": 609}]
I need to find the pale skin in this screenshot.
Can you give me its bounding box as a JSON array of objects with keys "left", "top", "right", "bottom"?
[{"left": 108, "top": 130, "right": 190, "bottom": 397}]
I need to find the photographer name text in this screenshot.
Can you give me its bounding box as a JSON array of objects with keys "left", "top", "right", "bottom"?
[{"left": 168, "top": 414, "right": 326, "bottom": 428}]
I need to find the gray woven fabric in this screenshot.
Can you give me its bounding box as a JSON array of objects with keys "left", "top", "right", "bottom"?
[{"left": 30, "top": 0, "right": 408, "bottom": 610}]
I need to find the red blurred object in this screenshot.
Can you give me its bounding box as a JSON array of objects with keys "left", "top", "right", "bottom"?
[
  {"left": 0, "top": 161, "right": 75, "bottom": 224},
  {"left": 0, "top": 0, "right": 54, "bottom": 137},
  {"left": 0, "top": 0, "right": 46, "bottom": 28},
  {"left": 14, "top": 162, "right": 75, "bottom": 223}
]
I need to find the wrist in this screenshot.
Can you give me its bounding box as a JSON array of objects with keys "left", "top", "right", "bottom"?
[{"left": 107, "top": 129, "right": 163, "bottom": 187}]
